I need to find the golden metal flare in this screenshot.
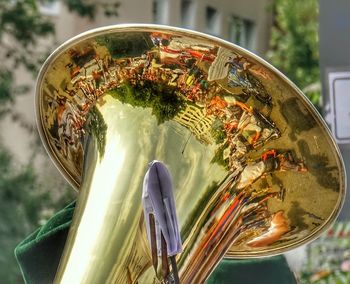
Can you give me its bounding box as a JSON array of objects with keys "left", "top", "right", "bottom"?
[{"left": 35, "top": 25, "right": 346, "bottom": 283}]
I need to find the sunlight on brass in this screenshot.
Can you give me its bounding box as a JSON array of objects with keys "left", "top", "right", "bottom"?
[{"left": 35, "top": 24, "right": 346, "bottom": 283}]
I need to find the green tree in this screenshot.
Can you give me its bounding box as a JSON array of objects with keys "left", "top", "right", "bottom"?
[
  {"left": 267, "top": 0, "right": 321, "bottom": 109},
  {"left": 84, "top": 106, "right": 108, "bottom": 158},
  {"left": 0, "top": 149, "right": 75, "bottom": 283},
  {"left": 0, "top": 1, "right": 119, "bottom": 282}
]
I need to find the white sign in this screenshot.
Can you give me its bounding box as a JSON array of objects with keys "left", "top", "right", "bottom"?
[{"left": 328, "top": 71, "right": 350, "bottom": 143}]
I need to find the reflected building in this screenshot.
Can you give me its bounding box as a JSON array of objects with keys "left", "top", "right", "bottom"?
[{"left": 174, "top": 105, "right": 215, "bottom": 144}]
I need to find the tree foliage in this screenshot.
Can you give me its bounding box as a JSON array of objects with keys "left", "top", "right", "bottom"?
[
  {"left": 267, "top": 0, "right": 321, "bottom": 108},
  {"left": 84, "top": 106, "right": 108, "bottom": 158},
  {"left": 0, "top": 148, "right": 75, "bottom": 283},
  {"left": 63, "top": 0, "right": 119, "bottom": 19}
]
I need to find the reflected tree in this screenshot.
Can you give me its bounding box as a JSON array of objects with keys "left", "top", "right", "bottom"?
[{"left": 108, "top": 81, "right": 185, "bottom": 124}]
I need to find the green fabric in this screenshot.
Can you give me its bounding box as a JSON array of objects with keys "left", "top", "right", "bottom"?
[
  {"left": 15, "top": 202, "right": 296, "bottom": 284},
  {"left": 206, "top": 257, "right": 296, "bottom": 284},
  {"left": 15, "top": 202, "right": 75, "bottom": 284}
]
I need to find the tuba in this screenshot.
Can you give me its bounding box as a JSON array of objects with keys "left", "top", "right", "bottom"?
[{"left": 35, "top": 25, "right": 346, "bottom": 283}]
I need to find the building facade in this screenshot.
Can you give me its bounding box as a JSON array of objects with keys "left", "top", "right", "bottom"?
[{"left": 50, "top": 0, "right": 272, "bottom": 54}]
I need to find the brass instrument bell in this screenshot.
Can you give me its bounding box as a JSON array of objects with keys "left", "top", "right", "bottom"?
[{"left": 35, "top": 24, "right": 346, "bottom": 283}]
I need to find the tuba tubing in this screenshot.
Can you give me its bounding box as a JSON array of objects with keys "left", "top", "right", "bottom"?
[{"left": 35, "top": 25, "right": 346, "bottom": 283}]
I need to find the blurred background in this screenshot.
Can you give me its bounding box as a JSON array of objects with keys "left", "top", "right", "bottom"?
[{"left": 0, "top": 0, "right": 349, "bottom": 283}]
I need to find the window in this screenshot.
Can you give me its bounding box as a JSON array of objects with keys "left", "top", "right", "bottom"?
[
  {"left": 242, "top": 19, "right": 254, "bottom": 48},
  {"left": 205, "top": 6, "right": 220, "bottom": 35},
  {"left": 153, "top": 0, "right": 167, "bottom": 24},
  {"left": 39, "top": 0, "right": 60, "bottom": 16},
  {"left": 229, "top": 16, "right": 255, "bottom": 50},
  {"left": 181, "top": 0, "right": 194, "bottom": 28}
]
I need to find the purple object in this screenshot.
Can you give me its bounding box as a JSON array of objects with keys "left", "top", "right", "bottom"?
[{"left": 142, "top": 160, "right": 182, "bottom": 257}]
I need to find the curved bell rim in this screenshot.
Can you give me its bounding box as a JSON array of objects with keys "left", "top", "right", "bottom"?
[{"left": 35, "top": 24, "right": 346, "bottom": 282}]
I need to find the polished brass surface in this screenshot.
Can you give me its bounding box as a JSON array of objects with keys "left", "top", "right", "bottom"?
[{"left": 36, "top": 25, "right": 346, "bottom": 283}]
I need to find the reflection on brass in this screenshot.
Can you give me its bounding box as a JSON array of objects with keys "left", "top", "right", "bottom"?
[{"left": 35, "top": 25, "right": 346, "bottom": 283}]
